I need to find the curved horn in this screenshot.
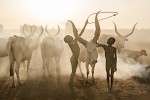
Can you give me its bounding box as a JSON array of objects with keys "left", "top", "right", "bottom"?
[
  {"left": 29, "top": 25, "right": 35, "bottom": 36},
  {"left": 45, "top": 25, "right": 52, "bottom": 36},
  {"left": 125, "top": 23, "right": 138, "bottom": 37},
  {"left": 113, "top": 22, "right": 121, "bottom": 36},
  {"left": 54, "top": 25, "right": 60, "bottom": 37},
  {"left": 68, "top": 20, "right": 87, "bottom": 45},
  {"left": 38, "top": 25, "right": 43, "bottom": 37},
  {"left": 22, "top": 24, "right": 27, "bottom": 36},
  {"left": 92, "top": 11, "right": 101, "bottom": 43},
  {"left": 22, "top": 24, "right": 32, "bottom": 37}
]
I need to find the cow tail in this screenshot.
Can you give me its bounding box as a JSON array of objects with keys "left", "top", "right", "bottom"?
[{"left": 9, "top": 41, "right": 14, "bottom": 76}]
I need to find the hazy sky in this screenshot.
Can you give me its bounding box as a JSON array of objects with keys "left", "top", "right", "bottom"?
[{"left": 0, "top": 0, "right": 149, "bottom": 29}]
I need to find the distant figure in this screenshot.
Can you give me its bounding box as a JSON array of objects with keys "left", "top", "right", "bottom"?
[
  {"left": 64, "top": 19, "right": 88, "bottom": 88},
  {"left": 97, "top": 37, "right": 117, "bottom": 92}
]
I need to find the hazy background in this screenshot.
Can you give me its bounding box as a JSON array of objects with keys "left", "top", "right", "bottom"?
[{"left": 0, "top": 0, "right": 150, "bottom": 29}]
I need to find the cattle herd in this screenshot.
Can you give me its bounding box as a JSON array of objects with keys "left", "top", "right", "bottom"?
[{"left": 0, "top": 11, "right": 148, "bottom": 88}]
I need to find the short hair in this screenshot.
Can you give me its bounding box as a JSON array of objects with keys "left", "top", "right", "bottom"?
[
  {"left": 64, "top": 35, "right": 73, "bottom": 43},
  {"left": 107, "top": 37, "right": 115, "bottom": 45}
]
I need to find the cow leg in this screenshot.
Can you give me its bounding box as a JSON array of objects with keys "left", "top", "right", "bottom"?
[
  {"left": 91, "top": 64, "right": 95, "bottom": 84},
  {"left": 42, "top": 57, "right": 46, "bottom": 78},
  {"left": 26, "top": 59, "right": 31, "bottom": 80},
  {"left": 22, "top": 61, "right": 26, "bottom": 70},
  {"left": 15, "top": 62, "right": 23, "bottom": 85},
  {"left": 55, "top": 57, "right": 60, "bottom": 77},
  {"left": 46, "top": 58, "right": 50, "bottom": 77},
  {"left": 78, "top": 61, "right": 85, "bottom": 81},
  {"left": 85, "top": 63, "right": 89, "bottom": 85}
]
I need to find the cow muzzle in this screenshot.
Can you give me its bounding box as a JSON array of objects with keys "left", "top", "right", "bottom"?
[{"left": 91, "top": 60, "right": 97, "bottom": 64}]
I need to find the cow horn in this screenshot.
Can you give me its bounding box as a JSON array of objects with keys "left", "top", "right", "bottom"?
[
  {"left": 54, "top": 25, "right": 60, "bottom": 37},
  {"left": 125, "top": 23, "right": 138, "bottom": 37},
  {"left": 113, "top": 22, "right": 121, "bottom": 36},
  {"left": 29, "top": 25, "right": 35, "bottom": 36},
  {"left": 92, "top": 11, "right": 101, "bottom": 43},
  {"left": 22, "top": 24, "right": 27, "bottom": 36},
  {"left": 22, "top": 24, "right": 32, "bottom": 37},
  {"left": 38, "top": 25, "right": 43, "bottom": 37},
  {"left": 78, "top": 12, "right": 96, "bottom": 36},
  {"left": 45, "top": 25, "right": 52, "bottom": 36},
  {"left": 68, "top": 20, "right": 87, "bottom": 45}
]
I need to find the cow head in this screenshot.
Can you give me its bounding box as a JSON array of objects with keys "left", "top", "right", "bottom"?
[
  {"left": 140, "top": 49, "right": 147, "bottom": 56},
  {"left": 113, "top": 22, "right": 138, "bottom": 52},
  {"left": 45, "top": 25, "right": 60, "bottom": 37},
  {"left": 22, "top": 24, "right": 43, "bottom": 50},
  {"left": 68, "top": 11, "right": 101, "bottom": 64}
]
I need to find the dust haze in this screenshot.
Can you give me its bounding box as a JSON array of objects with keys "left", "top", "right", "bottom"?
[{"left": 0, "top": 28, "right": 150, "bottom": 80}]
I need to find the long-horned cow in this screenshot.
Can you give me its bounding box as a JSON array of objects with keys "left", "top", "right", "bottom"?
[
  {"left": 0, "top": 24, "right": 37, "bottom": 58},
  {"left": 7, "top": 24, "right": 43, "bottom": 87},
  {"left": 41, "top": 25, "right": 63, "bottom": 77},
  {"left": 68, "top": 11, "right": 101, "bottom": 83},
  {"left": 98, "top": 22, "right": 138, "bottom": 53}
]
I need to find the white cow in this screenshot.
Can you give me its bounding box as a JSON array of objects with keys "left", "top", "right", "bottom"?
[
  {"left": 98, "top": 22, "right": 138, "bottom": 53},
  {"left": 0, "top": 25, "right": 36, "bottom": 70},
  {"left": 41, "top": 25, "right": 63, "bottom": 77},
  {"left": 68, "top": 11, "right": 101, "bottom": 84},
  {"left": 0, "top": 38, "right": 9, "bottom": 57},
  {"left": 121, "top": 49, "right": 147, "bottom": 61},
  {"left": 7, "top": 24, "right": 43, "bottom": 87}
]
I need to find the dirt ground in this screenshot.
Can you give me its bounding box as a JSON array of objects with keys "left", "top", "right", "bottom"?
[{"left": 0, "top": 73, "right": 150, "bottom": 100}]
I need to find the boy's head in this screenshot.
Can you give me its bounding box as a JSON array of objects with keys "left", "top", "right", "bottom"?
[
  {"left": 64, "top": 35, "right": 73, "bottom": 43},
  {"left": 107, "top": 37, "right": 115, "bottom": 45}
]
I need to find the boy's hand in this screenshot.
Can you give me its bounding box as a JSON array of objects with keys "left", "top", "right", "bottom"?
[{"left": 114, "top": 67, "right": 117, "bottom": 72}]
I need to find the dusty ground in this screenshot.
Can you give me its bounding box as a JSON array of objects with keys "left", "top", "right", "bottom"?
[{"left": 0, "top": 73, "right": 150, "bottom": 100}]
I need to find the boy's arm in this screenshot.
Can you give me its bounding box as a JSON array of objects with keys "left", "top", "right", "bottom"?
[
  {"left": 74, "top": 19, "right": 88, "bottom": 42},
  {"left": 96, "top": 43, "right": 106, "bottom": 48},
  {"left": 78, "top": 19, "right": 88, "bottom": 36}
]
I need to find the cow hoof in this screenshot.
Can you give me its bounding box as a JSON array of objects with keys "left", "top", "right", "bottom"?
[
  {"left": 19, "top": 82, "right": 25, "bottom": 85},
  {"left": 11, "top": 84, "right": 16, "bottom": 88}
]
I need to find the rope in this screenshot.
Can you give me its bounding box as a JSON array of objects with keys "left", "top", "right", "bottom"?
[{"left": 88, "top": 11, "right": 118, "bottom": 24}]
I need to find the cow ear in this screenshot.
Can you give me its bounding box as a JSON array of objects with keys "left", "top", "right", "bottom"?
[{"left": 126, "top": 39, "right": 128, "bottom": 41}]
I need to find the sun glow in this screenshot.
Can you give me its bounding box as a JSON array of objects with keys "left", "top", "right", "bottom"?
[{"left": 23, "top": 0, "right": 77, "bottom": 23}]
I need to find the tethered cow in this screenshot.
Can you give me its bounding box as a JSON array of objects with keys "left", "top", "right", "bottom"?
[
  {"left": 41, "top": 25, "right": 63, "bottom": 77},
  {"left": 68, "top": 11, "right": 101, "bottom": 84},
  {"left": 98, "top": 22, "right": 138, "bottom": 53},
  {"left": 7, "top": 24, "right": 43, "bottom": 87}
]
